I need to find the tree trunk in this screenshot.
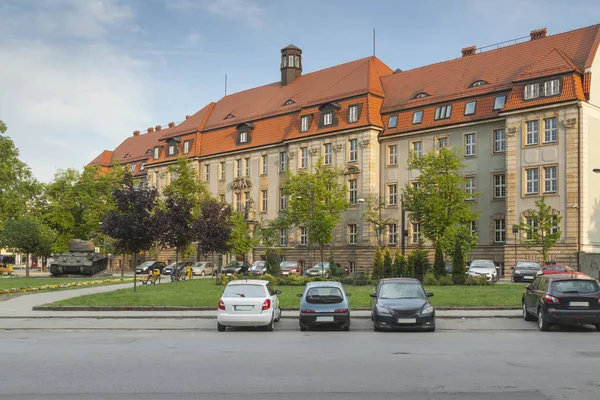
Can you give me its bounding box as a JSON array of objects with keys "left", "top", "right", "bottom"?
[
  {"left": 133, "top": 252, "right": 137, "bottom": 293},
  {"left": 320, "top": 244, "right": 325, "bottom": 277},
  {"left": 26, "top": 253, "right": 30, "bottom": 278},
  {"left": 121, "top": 254, "right": 125, "bottom": 278}
]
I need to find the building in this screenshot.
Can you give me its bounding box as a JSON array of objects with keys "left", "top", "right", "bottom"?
[{"left": 90, "top": 25, "right": 600, "bottom": 278}]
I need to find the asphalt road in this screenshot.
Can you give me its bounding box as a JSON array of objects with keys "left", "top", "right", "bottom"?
[{"left": 1, "top": 319, "right": 600, "bottom": 400}]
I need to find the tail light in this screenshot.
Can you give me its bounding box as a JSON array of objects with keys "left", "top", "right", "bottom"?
[
  {"left": 296, "top": 267, "right": 301, "bottom": 272},
  {"left": 218, "top": 299, "right": 225, "bottom": 310},
  {"left": 597, "top": 298, "right": 600, "bottom": 305},
  {"left": 262, "top": 299, "right": 271, "bottom": 311},
  {"left": 334, "top": 308, "right": 349, "bottom": 313},
  {"left": 544, "top": 294, "right": 560, "bottom": 304},
  {"left": 301, "top": 309, "right": 315, "bottom": 313}
]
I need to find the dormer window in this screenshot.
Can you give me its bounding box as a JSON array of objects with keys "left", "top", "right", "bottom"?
[
  {"left": 301, "top": 115, "right": 310, "bottom": 132},
  {"left": 124, "top": 153, "right": 131, "bottom": 158},
  {"left": 434, "top": 104, "right": 452, "bottom": 121},
  {"left": 129, "top": 164, "right": 136, "bottom": 173},
  {"left": 493, "top": 95, "right": 506, "bottom": 110},
  {"left": 140, "top": 163, "right": 146, "bottom": 171},
  {"left": 167, "top": 144, "right": 176, "bottom": 156},
  {"left": 153, "top": 147, "right": 160, "bottom": 160},
  {"left": 284, "top": 99, "right": 295, "bottom": 106},
  {"left": 183, "top": 140, "right": 191, "bottom": 154},
  {"left": 414, "top": 92, "right": 429, "bottom": 99},
  {"left": 471, "top": 80, "right": 487, "bottom": 87},
  {"left": 544, "top": 79, "right": 560, "bottom": 96},
  {"left": 240, "top": 131, "right": 248, "bottom": 143},
  {"left": 324, "top": 113, "right": 333, "bottom": 126},
  {"left": 225, "top": 113, "right": 235, "bottom": 119},
  {"left": 145, "top": 149, "right": 152, "bottom": 155},
  {"left": 236, "top": 122, "right": 254, "bottom": 145},
  {"left": 348, "top": 105, "right": 359, "bottom": 123},
  {"left": 524, "top": 83, "right": 540, "bottom": 100},
  {"left": 388, "top": 115, "right": 398, "bottom": 128},
  {"left": 318, "top": 102, "right": 340, "bottom": 128}
]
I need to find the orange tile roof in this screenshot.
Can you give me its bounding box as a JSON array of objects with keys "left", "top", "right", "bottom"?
[
  {"left": 583, "top": 72, "right": 592, "bottom": 98},
  {"left": 502, "top": 74, "right": 584, "bottom": 112},
  {"left": 145, "top": 131, "right": 199, "bottom": 166},
  {"left": 513, "top": 48, "right": 580, "bottom": 82},
  {"left": 159, "top": 102, "right": 215, "bottom": 141},
  {"left": 88, "top": 150, "right": 113, "bottom": 167}
]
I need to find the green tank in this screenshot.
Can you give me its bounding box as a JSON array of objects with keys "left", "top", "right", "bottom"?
[{"left": 49, "top": 240, "right": 108, "bottom": 277}]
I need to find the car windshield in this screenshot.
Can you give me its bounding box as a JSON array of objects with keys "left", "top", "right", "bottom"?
[
  {"left": 306, "top": 287, "right": 343, "bottom": 303},
  {"left": 222, "top": 284, "right": 266, "bottom": 298},
  {"left": 252, "top": 261, "right": 264, "bottom": 267},
  {"left": 470, "top": 261, "right": 495, "bottom": 269},
  {"left": 551, "top": 280, "right": 599, "bottom": 294},
  {"left": 281, "top": 262, "right": 296, "bottom": 268},
  {"left": 379, "top": 282, "right": 426, "bottom": 299},
  {"left": 136, "top": 261, "right": 154, "bottom": 268},
  {"left": 517, "top": 262, "right": 540, "bottom": 270},
  {"left": 192, "top": 263, "right": 205, "bottom": 268},
  {"left": 310, "top": 262, "right": 329, "bottom": 270}
]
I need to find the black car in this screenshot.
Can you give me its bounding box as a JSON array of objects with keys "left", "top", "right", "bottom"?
[
  {"left": 370, "top": 278, "right": 435, "bottom": 332},
  {"left": 135, "top": 261, "right": 165, "bottom": 274},
  {"left": 222, "top": 261, "right": 250, "bottom": 275},
  {"left": 522, "top": 274, "right": 600, "bottom": 331},
  {"left": 512, "top": 261, "right": 541, "bottom": 283}
]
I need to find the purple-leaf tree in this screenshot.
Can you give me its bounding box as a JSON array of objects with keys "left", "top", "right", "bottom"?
[
  {"left": 192, "top": 198, "right": 233, "bottom": 272},
  {"left": 154, "top": 196, "right": 194, "bottom": 269}
]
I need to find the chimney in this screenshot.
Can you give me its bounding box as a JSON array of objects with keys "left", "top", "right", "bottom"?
[
  {"left": 530, "top": 28, "right": 547, "bottom": 40},
  {"left": 168, "top": 122, "right": 175, "bottom": 128},
  {"left": 462, "top": 46, "right": 476, "bottom": 57},
  {"left": 185, "top": 115, "right": 191, "bottom": 120},
  {"left": 147, "top": 127, "right": 154, "bottom": 133},
  {"left": 155, "top": 125, "right": 162, "bottom": 131},
  {"left": 133, "top": 130, "right": 140, "bottom": 137},
  {"left": 280, "top": 44, "right": 302, "bottom": 86}
]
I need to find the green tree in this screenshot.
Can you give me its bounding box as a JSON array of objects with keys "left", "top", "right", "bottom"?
[
  {"left": 227, "top": 212, "right": 258, "bottom": 261},
  {"left": 451, "top": 238, "right": 467, "bottom": 284},
  {"left": 383, "top": 246, "right": 393, "bottom": 278},
  {"left": 392, "top": 247, "right": 405, "bottom": 277},
  {"left": 372, "top": 246, "right": 384, "bottom": 280},
  {"left": 408, "top": 247, "right": 430, "bottom": 282},
  {"left": 284, "top": 159, "right": 349, "bottom": 266},
  {"left": 164, "top": 157, "right": 208, "bottom": 215},
  {"left": 519, "top": 196, "right": 562, "bottom": 263},
  {"left": 257, "top": 217, "right": 288, "bottom": 276},
  {"left": 433, "top": 247, "right": 445, "bottom": 278},
  {"left": 360, "top": 194, "right": 388, "bottom": 246},
  {"left": 0, "top": 218, "right": 56, "bottom": 277}
]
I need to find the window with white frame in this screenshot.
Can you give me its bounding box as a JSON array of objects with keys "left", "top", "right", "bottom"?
[
  {"left": 551, "top": 215, "right": 560, "bottom": 235},
  {"left": 525, "top": 217, "right": 538, "bottom": 240},
  {"left": 464, "top": 101, "right": 476, "bottom": 116},
  {"left": 544, "top": 79, "right": 560, "bottom": 96},
  {"left": 324, "top": 113, "right": 333, "bottom": 126},
  {"left": 412, "top": 181, "right": 421, "bottom": 190},
  {"left": 388, "top": 184, "right": 397, "bottom": 206},
  {"left": 279, "top": 229, "right": 288, "bottom": 246},
  {"left": 544, "top": 166, "right": 557, "bottom": 193},
  {"left": 388, "top": 224, "right": 397, "bottom": 245},
  {"left": 183, "top": 140, "right": 190, "bottom": 154},
  {"left": 544, "top": 118, "right": 557, "bottom": 143},
  {"left": 235, "top": 192, "right": 242, "bottom": 212},
  {"left": 493, "top": 174, "right": 506, "bottom": 199},
  {"left": 129, "top": 164, "right": 135, "bottom": 173},
  {"left": 493, "top": 95, "right": 506, "bottom": 110},
  {"left": 261, "top": 189, "right": 268, "bottom": 212},
  {"left": 412, "top": 111, "right": 423, "bottom": 124},
  {"left": 494, "top": 129, "right": 506, "bottom": 153},
  {"left": 239, "top": 131, "right": 248, "bottom": 143},
  {"left": 140, "top": 163, "right": 145, "bottom": 171},
  {"left": 388, "top": 145, "right": 397, "bottom": 165},
  {"left": 348, "top": 179, "right": 357, "bottom": 205},
  {"left": 434, "top": 104, "right": 452, "bottom": 120},
  {"left": 411, "top": 223, "right": 420, "bottom": 244},
  {"left": 261, "top": 154, "right": 268, "bottom": 175},
  {"left": 168, "top": 144, "right": 176, "bottom": 156},
  {"left": 524, "top": 83, "right": 540, "bottom": 100},
  {"left": 348, "top": 261, "right": 356, "bottom": 274},
  {"left": 465, "top": 176, "right": 476, "bottom": 200},
  {"left": 349, "top": 139, "right": 358, "bottom": 162},
  {"left": 301, "top": 116, "right": 310, "bottom": 132},
  {"left": 236, "top": 159, "right": 242, "bottom": 177},
  {"left": 324, "top": 143, "right": 332, "bottom": 165},
  {"left": 219, "top": 161, "right": 225, "bottom": 180},
  {"left": 494, "top": 219, "right": 506, "bottom": 243},
  {"left": 280, "top": 151, "right": 288, "bottom": 172},
  {"left": 526, "top": 168, "right": 539, "bottom": 194},
  {"left": 469, "top": 221, "right": 477, "bottom": 236},
  {"left": 412, "top": 141, "right": 422, "bottom": 158},
  {"left": 300, "top": 147, "right": 308, "bottom": 169},
  {"left": 153, "top": 147, "right": 160, "bottom": 160},
  {"left": 526, "top": 120, "right": 539, "bottom": 145},
  {"left": 279, "top": 188, "right": 287, "bottom": 211},
  {"left": 349, "top": 105, "right": 359, "bottom": 123},
  {"left": 245, "top": 158, "right": 250, "bottom": 176},
  {"left": 205, "top": 164, "right": 210, "bottom": 182},
  {"left": 300, "top": 226, "right": 307, "bottom": 246},
  {"left": 437, "top": 137, "right": 448, "bottom": 149},
  {"left": 288, "top": 55, "right": 294, "bottom": 67},
  {"left": 348, "top": 224, "right": 357, "bottom": 245},
  {"left": 244, "top": 191, "right": 250, "bottom": 212},
  {"left": 388, "top": 115, "right": 398, "bottom": 128},
  {"left": 465, "top": 133, "right": 476, "bottom": 156}
]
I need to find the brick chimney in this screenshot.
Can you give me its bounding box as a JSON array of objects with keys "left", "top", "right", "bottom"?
[
  {"left": 133, "top": 130, "right": 140, "bottom": 137},
  {"left": 155, "top": 125, "right": 162, "bottom": 131},
  {"left": 462, "top": 46, "right": 476, "bottom": 57},
  {"left": 185, "top": 115, "right": 191, "bottom": 120},
  {"left": 168, "top": 122, "right": 175, "bottom": 128},
  {"left": 530, "top": 28, "right": 547, "bottom": 40},
  {"left": 147, "top": 127, "right": 154, "bottom": 133}
]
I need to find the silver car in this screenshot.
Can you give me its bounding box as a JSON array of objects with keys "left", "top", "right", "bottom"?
[{"left": 190, "top": 262, "right": 217, "bottom": 276}]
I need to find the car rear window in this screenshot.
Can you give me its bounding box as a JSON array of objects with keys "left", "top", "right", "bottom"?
[
  {"left": 306, "top": 287, "right": 343, "bottom": 303},
  {"left": 223, "top": 284, "right": 266, "bottom": 298},
  {"left": 551, "top": 280, "right": 600, "bottom": 294}
]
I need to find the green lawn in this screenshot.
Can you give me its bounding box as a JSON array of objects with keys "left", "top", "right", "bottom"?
[
  {"left": 50, "top": 278, "right": 527, "bottom": 308},
  {"left": 0, "top": 277, "right": 118, "bottom": 291}
]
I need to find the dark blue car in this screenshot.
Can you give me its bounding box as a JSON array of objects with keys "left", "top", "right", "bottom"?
[{"left": 297, "top": 281, "right": 351, "bottom": 331}]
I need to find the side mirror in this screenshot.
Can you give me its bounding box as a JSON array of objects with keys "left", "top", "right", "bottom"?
[
  {"left": 346, "top": 293, "right": 352, "bottom": 297},
  {"left": 369, "top": 292, "right": 377, "bottom": 298},
  {"left": 296, "top": 293, "right": 302, "bottom": 298},
  {"left": 426, "top": 292, "right": 434, "bottom": 297},
  {"left": 274, "top": 290, "right": 281, "bottom": 295}
]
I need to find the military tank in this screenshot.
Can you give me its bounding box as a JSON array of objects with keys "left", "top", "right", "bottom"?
[{"left": 49, "top": 240, "right": 108, "bottom": 277}]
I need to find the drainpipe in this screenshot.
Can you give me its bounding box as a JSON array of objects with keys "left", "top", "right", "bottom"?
[{"left": 577, "top": 102, "right": 582, "bottom": 271}]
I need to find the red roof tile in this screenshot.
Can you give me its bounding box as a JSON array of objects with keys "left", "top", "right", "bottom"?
[
  {"left": 502, "top": 74, "right": 583, "bottom": 112},
  {"left": 159, "top": 102, "right": 215, "bottom": 141},
  {"left": 88, "top": 150, "right": 113, "bottom": 167},
  {"left": 514, "top": 48, "right": 580, "bottom": 82}
]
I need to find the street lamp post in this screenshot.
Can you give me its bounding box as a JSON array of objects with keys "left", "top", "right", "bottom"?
[
  {"left": 401, "top": 194, "right": 406, "bottom": 255},
  {"left": 512, "top": 225, "right": 519, "bottom": 268}
]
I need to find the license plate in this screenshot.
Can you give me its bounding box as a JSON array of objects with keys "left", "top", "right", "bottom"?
[
  {"left": 569, "top": 302, "right": 589, "bottom": 307},
  {"left": 524, "top": 276, "right": 533, "bottom": 280},
  {"left": 282, "top": 272, "right": 289, "bottom": 275},
  {"left": 397, "top": 318, "right": 417, "bottom": 324},
  {"left": 234, "top": 305, "right": 253, "bottom": 311},
  {"left": 316, "top": 316, "right": 334, "bottom": 322}
]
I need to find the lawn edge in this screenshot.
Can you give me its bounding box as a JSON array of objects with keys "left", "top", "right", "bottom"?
[{"left": 34, "top": 305, "right": 521, "bottom": 311}]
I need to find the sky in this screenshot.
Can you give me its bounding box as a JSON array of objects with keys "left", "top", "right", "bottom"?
[{"left": 1, "top": 0, "right": 600, "bottom": 182}]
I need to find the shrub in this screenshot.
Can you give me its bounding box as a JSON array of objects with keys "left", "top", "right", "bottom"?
[
  {"left": 277, "top": 275, "right": 309, "bottom": 286},
  {"left": 437, "top": 275, "right": 454, "bottom": 286},
  {"left": 329, "top": 256, "right": 345, "bottom": 278},
  {"left": 392, "top": 248, "right": 405, "bottom": 277},
  {"left": 216, "top": 274, "right": 229, "bottom": 286},
  {"left": 383, "top": 247, "right": 393, "bottom": 278},
  {"left": 465, "top": 276, "right": 491, "bottom": 286},
  {"left": 433, "top": 246, "right": 445, "bottom": 278},
  {"left": 423, "top": 272, "right": 439, "bottom": 286},
  {"left": 263, "top": 273, "right": 277, "bottom": 286},
  {"left": 452, "top": 241, "right": 467, "bottom": 285},
  {"left": 372, "top": 246, "right": 384, "bottom": 280},
  {"left": 265, "top": 249, "right": 281, "bottom": 276},
  {"left": 408, "top": 248, "right": 429, "bottom": 283}
]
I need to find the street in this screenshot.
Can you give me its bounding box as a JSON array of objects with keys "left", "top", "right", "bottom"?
[{"left": 1, "top": 319, "right": 599, "bottom": 400}]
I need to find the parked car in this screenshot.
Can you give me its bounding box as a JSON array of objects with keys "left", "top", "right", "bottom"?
[
  {"left": 467, "top": 259, "right": 499, "bottom": 282},
  {"left": 190, "top": 261, "right": 216, "bottom": 276},
  {"left": 536, "top": 264, "right": 584, "bottom": 276},
  {"left": 162, "top": 261, "right": 191, "bottom": 276},
  {"left": 297, "top": 281, "right": 350, "bottom": 331},
  {"left": 280, "top": 261, "right": 301, "bottom": 276},
  {"left": 522, "top": 274, "right": 600, "bottom": 332},
  {"left": 135, "top": 261, "right": 165, "bottom": 275},
  {"left": 304, "top": 261, "right": 348, "bottom": 278},
  {"left": 370, "top": 278, "right": 435, "bottom": 332},
  {"left": 249, "top": 261, "right": 266, "bottom": 275},
  {"left": 512, "top": 261, "right": 541, "bottom": 282},
  {"left": 222, "top": 261, "right": 251, "bottom": 275},
  {"left": 217, "top": 279, "right": 281, "bottom": 332}
]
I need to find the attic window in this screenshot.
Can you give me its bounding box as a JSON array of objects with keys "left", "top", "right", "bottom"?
[
  {"left": 388, "top": 115, "right": 398, "bottom": 128},
  {"left": 124, "top": 153, "right": 131, "bottom": 158},
  {"left": 225, "top": 114, "right": 235, "bottom": 119},
  {"left": 471, "top": 80, "right": 487, "bottom": 87},
  {"left": 140, "top": 163, "right": 146, "bottom": 171},
  {"left": 129, "top": 164, "right": 136, "bottom": 173},
  {"left": 145, "top": 149, "right": 152, "bottom": 155},
  {"left": 153, "top": 147, "right": 160, "bottom": 160},
  {"left": 284, "top": 99, "right": 295, "bottom": 106},
  {"left": 415, "top": 93, "right": 429, "bottom": 99},
  {"left": 240, "top": 131, "right": 248, "bottom": 143}
]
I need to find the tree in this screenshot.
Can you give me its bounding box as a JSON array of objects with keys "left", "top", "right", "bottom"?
[
  {"left": 0, "top": 218, "right": 56, "bottom": 277},
  {"left": 360, "top": 194, "right": 388, "bottom": 246},
  {"left": 193, "top": 198, "right": 233, "bottom": 264},
  {"left": 383, "top": 246, "right": 393, "bottom": 278},
  {"left": 227, "top": 212, "right": 258, "bottom": 261},
  {"left": 519, "top": 196, "right": 562, "bottom": 263},
  {"left": 402, "top": 147, "right": 479, "bottom": 264},
  {"left": 164, "top": 157, "right": 208, "bottom": 216},
  {"left": 408, "top": 247, "right": 429, "bottom": 282},
  {"left": 155, "top": 196, "right": 194, "bottom": 266},
  {"left": 433, "top": 247, "right": 445, "bottom": 278},
  {"left": 284, "top": 159, "right": 349, "bottom": 266},
  {"left": 256, "top": 217, "right": 288, "bottom": 276},
  {"left": 101, "top": 174, "right": 158, "bottom": 290},
  {"left": 451, "top": 238, "right": 467, "bottom": 285},
  {"left": 392, "top": 247, "right": 405, "bottom": 277},
  {"left": 372, "top": 246, "right": 384, "bottom": 280}
]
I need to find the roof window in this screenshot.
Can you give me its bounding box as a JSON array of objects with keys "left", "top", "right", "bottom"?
[
  {"left": 471, "top": 80, "right": 487, "bottom": 87},
  {"left": 284, "top": 99, "right": 295, "bottom": 106},
  {"left": 388, "top": 115, "right": 398, "bottom": 128},
  {"left": 493, "top": 95, "right": 506, "bottom": 111},
  {"left": 434, "top": 104, "right": 452, "bottom": 121},
  {"left": 414, "top": 92, "right": 429, "bottom": 99},
  {"left": 412, "top": 111, "right": 423, "bottom": 124},
  {"left": 124, "top": 153, "right": 131, "bottom": 158},
  {"left": 225, "top": 113, "right": 235, "bottom": 119},
  {"left": 464, "top": 101, "right": 476, "bottom": 116}
]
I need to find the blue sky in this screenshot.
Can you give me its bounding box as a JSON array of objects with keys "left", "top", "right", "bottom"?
[{"left": 1, "top": 0, "right": 599, "bottom": 182}]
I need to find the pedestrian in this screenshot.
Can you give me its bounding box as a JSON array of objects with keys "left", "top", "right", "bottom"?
[{"left": 187, "top": 265, "right": 193, "bottom": 280}]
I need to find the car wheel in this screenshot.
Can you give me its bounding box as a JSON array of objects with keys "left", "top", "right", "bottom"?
[
  {"left": 274, "top": 307, "right": 281, "bottom": 322},
  {"left": 299, "top": 322, "right": 307, "bottom": 331},
  {"left": 217, "top": 322, "right": 226, "bottom": 332},
  {"left": 373, "top": 322, "right": 381, "bottom": 332},
  {"left": 264, "top": 318, "right": 274, "bottom": 332},
  {"left": 341, "top": 322, "right": 350, "bottom": 332},
  {"left": 595, "top": 324, "right": 600, "bottom": 332},
  {"left": 523, "top": 302, "right": 535, "bottom": 321},
  {"left": 537, "top": 308, "right": 550, "bottom": 332},
  {"left": 201, "top": 271, "right": 205, "bottom": 276}
]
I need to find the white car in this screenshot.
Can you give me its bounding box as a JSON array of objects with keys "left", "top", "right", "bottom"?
[
  {"left": 217, "top": 280, "right": 281, "bottom": 332},
  {"left": 467, "top": 260, "right": 499, "bottom": 282}
]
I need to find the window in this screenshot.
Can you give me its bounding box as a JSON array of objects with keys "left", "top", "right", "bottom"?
[
  {"left": 525, "top": 217, "right": 538, "bottom": 240},
  {"left": 388, "top": 184, "right": 397, "bottom": 206},
  {"left": 551, "top": 215, "right": 560, "bottom": 235},
  {"left": 526, "top": 167, "right": 539, "bottom": 194},
  {"left": 168, "top": 144, "right": 176, "bottom": 156},
  {"left": 388, "top": 145, "right": 397, "bottom": 165},
  {"left": 129, "top": 164, "right": 136, "bottom": 173},
  {"left": 280, "top": 152, "right": 287, "bottom": 172},
  {"left": 415, "top": 92, "right": 429, "bottom": 98},
  {"left": 219, "top": 161, "right": 225, "bottom": 180},
  {"left": 349, "top": 105, "right": 359, "bottom": 123},
  {"left": 494, "top": 219, "right": 506, "bottom": 243},
  {"left": 348, "top": 224, "right": 357, "bottom": 245},
  {"left": 434, "top": 104, "right": 452, "bottom": 120},
  {"left": 411, "top": 223, "right": 420, "bottom": 244},
  {"left": 349, "top": 139, "right": 358, "bottom": 162},
  {"left": 324, "top": 113, "right": 333, "bottom": 126},
  {"left": 244, "top": 157, "right": 250, "bottom": 176},
  {"left": 526, "top": 120, "right": 539, "bottom": 145},
  {"left": 493, "top": 174, "right": 506, "bottom": 199},
  {"left": 493, "top": 95, "right": 506, "bottom": 110},
  {"left": 544, "top": 118, "right": 557, "bottom": 143},
  {"left": 465, "top": 133, "right": 476, "bottom": 156},
  {"left": 544, "top": 79, "right": 560, "bottom": 96},
  {"left": 279, "top": 188, "right": 287, "bottom": 210},
  {"left": 280, "top": 229, "right": 288, "bottom": 247},
  {"left": 300, "top": 226, "right": 307, "bottom": 246},
  {"left": 348, "top": 261, "right": 356, "bottom": 275},
  {"left": 284, "top": 99, "right": 295, "bottom": 106},
  {"left": 469, "top": 221, "right": 477, "bottom": 236},
  {"left": 412, "top": 181, "right": 421, "bottom": 190},
  {"left": 388, "top": 224, "right": 397, "bottom": 245},
  {"left": 261, "top": 154, "right": 268, "bottom": 175},
  {"left": 472, "top": 80, "right": 487, "bottom": 87},
  {"left": 324, "top": 143, "right": 332, "bottom": 165},
  {"left": 236, "top": 159, "right": 242, "bottom": 177},
  {"left": 288, "top": 55, "right": 294, "bottom": 67},
  {"left": 348, "top": 179, "right": 357, "bottom": 205},
  {"left": 225, "top": 113, "right": 235, "bottom": 119},
  {"left": 544, "top": 166, "right": 557, "bottom": 193},
  {"left": 183, "top": 140, "right": 190, "bottom": 154},
  {"left": 524, "top": 83, "right": 540, "bottom": 100},
  {"left": 437, "top": 137, "right": 448, "bottom": 149},
  {"left": 300, "top": 147, "right": 308, "bottom": 169},
  {"left": 239, "top": 131, "right": 248, "bottom": 143},
  {"left": 465, "top": 176, "right": 476, "bottom": 200},
  {"left": 204, "top": 164, "right": 210, "bottom": 182},
  {"left": 412, "top": 111, "right": 423, "bottom": 124},
  {"left": 494, "top": 129, "right": 506, "bottom": 153},
  {"left": 301, "top": 116, "right": 309, "bottom": 132},
  {"left": 464, "top": 101, "right": 476, "bottom": 115},
  {"left": 412, "top": 141, "right": 422, "bottom": 158},
  {"left": 235, "top": 192, "right": 242, "bottom": 212},
  {"left": 261, "top": 190, "right": 268, "bottom": 212},
  {"left": 388, "top": 115, "right": 398, "bottom": 128},
  {"left": 295, "top": 56, "right": 299, "bottom": 67},
  {"left": 140, "top": 163, "right": 145, "bottom": 171},
  {"left": 244, "top": 191, "right": 250, "bottom": 212}
]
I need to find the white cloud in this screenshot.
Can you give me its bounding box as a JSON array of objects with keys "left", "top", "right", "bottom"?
[{"left": 167, "top": 0, "right": 264, "bottom": 28}]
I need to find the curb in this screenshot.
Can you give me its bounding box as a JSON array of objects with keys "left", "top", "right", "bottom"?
[
  {"left": 0, "top": 315, "right": 522, "bottom": 320},
  {"left": 33, "top": 306, "right": 522, "bottom": 312}
]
